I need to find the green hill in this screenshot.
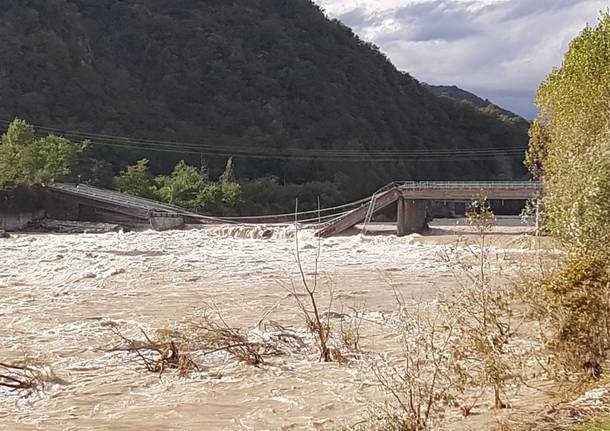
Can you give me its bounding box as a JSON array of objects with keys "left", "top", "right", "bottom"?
[
  {"left": 426, "top": 85, "right": 526, "bottom": 121},
  {"left": 0, "top": 0, "right": 529, "bottom": 198}
]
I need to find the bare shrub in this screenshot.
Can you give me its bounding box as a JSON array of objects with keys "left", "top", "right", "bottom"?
[
  {"left": 285, "top": 198, "right": 344, "bottom": 362},
  {"left": 338, "top": 305, "right": 364, "bottom": 355},
  {"left": 0, "top": 362, "right": 40, "bottom": 393},
  {"left": 283, "top": 264, "right": 365, "bottom": 362},
  {"left": 0, "top": 357, "right": 60, "bottom": 396},
  {"left": 519, "top": 255, "right": 610, "bottom": 381},
  {"left": 353, "top": 299, "right": 459, "bottom": 431},
  {"left": 106, "top": 305, "right": 291, "bottom": 375},
  {"left": 358, "top": 198, "right": 527, "bottom": 430},
  {"left": 187, "top": 305, "right": 266, "bottom": 366},
  {"left": 442, "top": 198, "right": 525, "bottom": 412},
  {"left": 106, "top": 322, "right": 199, "bottom": 376}
]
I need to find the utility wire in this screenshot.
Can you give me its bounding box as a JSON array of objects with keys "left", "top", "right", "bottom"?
[
  {"left": 0, "top": 119, "right": 527, "bottom": 155},
  {"left": 0, "top": 119, "right": 527, "bottom": 162}
]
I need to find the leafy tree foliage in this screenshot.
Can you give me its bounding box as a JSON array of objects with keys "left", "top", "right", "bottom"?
[
  {"left": 219, "top": 157, "right": 236, "bottom": 184},
  {"left": 525, "top": 256, "right": 610, "bottom": 378},
  {"left": 524, "top": 13, "right": 610, "bottom": 379},
  {"left": 114, "top": 159, "right": 157, "bottom": 200},
  {"left": 0, "top": 118, "right": 83, "bottom": 187},
  {"left": 0, "top": 0, "right": 528, "bottom": 198},
  {"left": 524, "top": 119, "right": 549, "bottom": 180},
  {"left": 155, "top": 161, "right": 208, "bottom": 210},
  {"left": 534, "top": 13, "right": 610, "bottom": 259},
  {"left": 115, "top": 159, "right": 242, "bottom": 213}
]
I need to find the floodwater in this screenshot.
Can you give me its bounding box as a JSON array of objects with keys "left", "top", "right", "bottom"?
[{"left": 0, "top": 220, "right": 544, "bottom": 430}]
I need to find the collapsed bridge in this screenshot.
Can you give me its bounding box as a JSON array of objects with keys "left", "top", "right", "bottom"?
[{"left": 43, "top": 181, "right": 542, "bottom": 236}]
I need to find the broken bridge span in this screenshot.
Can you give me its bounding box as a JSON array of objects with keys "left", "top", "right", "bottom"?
[{"left": 43, "top": 181, "right": 542, "bottom": 236}]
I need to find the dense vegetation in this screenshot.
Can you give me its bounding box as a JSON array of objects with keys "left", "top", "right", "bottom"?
[
  {"left": 0, "top": 119, "right": 345, "bottom": 215},
  {"left": 0, "top": 119, "right": 84, "bottom": 187},
  {"left": 0, "top": 0, "right": 528, "bottom": 202},
  {"left": 524, "top": 14, "right": 610, "bottom": 378}
]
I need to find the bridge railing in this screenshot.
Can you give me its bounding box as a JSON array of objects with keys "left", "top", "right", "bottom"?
[
  {"left": 48, "top": 183, "right": 187, "bottom": 214},
  {"left": 396, "top": 181, "right": 542, "bottom": 190}
]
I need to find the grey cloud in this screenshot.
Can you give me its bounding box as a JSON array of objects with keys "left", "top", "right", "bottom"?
[
  {"left": 392, "top": 0, "right": 480, "bottom": 19},
  {"left": 392, "top": 2, "right": 481, "bottom": 42},
  {"left": 337, "top": 8, "right": 377, "bottom": 29},
  {"left": 362, "top": 1, "right": 483, "bottom": 43},
  {"left": 316, "top": 0, "right": 606, "bottom": 118},
  {"left": 497, "top": 0, "right": 584, "bottom": 22}
]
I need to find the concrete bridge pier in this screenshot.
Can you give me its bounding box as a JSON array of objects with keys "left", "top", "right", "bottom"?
[{"left": 397, "top": 198, "right": 427, "bottom": 236}]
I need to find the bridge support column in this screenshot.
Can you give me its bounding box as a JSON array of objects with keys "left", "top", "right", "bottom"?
[{"left": 397, "top": 198, "right": 427, "bottom": 236}]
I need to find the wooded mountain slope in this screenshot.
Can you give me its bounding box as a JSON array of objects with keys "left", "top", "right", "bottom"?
[
  {"left": 0, "top": 0, "right": 528, "bottom": 197},
  {"left": 426, "top": 85, "right": 526, "bottom": 122}
]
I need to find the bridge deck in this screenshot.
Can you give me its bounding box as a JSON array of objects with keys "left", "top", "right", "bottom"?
[
  {"left": 397, "top": 181, "right": 542, "bottom": 199},
  {"left": 46, "top": 181, "right": 541, "bottom": 235},
  {"left": 316, "top": 181, "right": 541, "bottom": 237}
]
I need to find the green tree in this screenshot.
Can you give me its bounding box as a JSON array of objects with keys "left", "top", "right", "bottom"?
[
  {"left": 219, "top": 157, "right": 236, "bottom": 184},
  {"left": 0, "top": 118, "right": 83, "bottom": 187},
  {"left": 524, "top": 13, "right": 610, "bottom": 378},
  {"left": 533, "top": 13, "right": 610, "bottom": 259},
  {"left": 195, "top": 182, "right": 223, "bottom": 212},
  {"left": 155, "top": 161, "right": 208, "bottom": 210},
  {"left": 220, "top": 181, "right": 242, "bottom": 207},
  {"left": 114, "top": 159, "right": 157, "bottom": 200},
  {"left": 524, "top": 119, "right": 549, "bottom": 180}
]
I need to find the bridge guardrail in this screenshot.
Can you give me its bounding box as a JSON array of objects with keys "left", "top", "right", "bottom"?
[{"left": 396, "top": 181, "right": 542, "bottom": 190}]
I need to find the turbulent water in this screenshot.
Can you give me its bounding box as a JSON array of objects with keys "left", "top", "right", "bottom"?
[{"left": 0, "top": 223, "right": 537, "bottom": 430}]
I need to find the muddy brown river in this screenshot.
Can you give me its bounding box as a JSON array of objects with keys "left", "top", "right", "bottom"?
[{"left": 0, "top": 220, "right": 548, "bottom": 430}]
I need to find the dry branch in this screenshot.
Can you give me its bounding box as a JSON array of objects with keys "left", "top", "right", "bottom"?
[
  {"left": 188, "top": 308, "right": 266, "bottom": 366},
  {"left": 106, "top": 308, "right": 288, "bottom": 375},
  {"left": 106, "top": 323, "right": 199, "bottom": 376},
  {"left": 0, "top": 360, "right": 57, "bottom": 395},
  {"left": 494, "top": 386, "right": 610, "bottom": 431}
]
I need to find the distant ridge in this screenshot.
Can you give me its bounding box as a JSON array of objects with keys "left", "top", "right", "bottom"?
[{"left": 426, "top": 85, "right": 527, "bottom": 123}]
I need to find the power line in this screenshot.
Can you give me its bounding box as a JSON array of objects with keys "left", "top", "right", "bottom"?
[
  {"left": 65, "top": 139, "right": 527, "bottom": 162},
  {"left": 0, "top": 119, "right": 527, "bottom": 162},
  {"left": 0, "top": 119, "right": 527, "bottom": 155}
]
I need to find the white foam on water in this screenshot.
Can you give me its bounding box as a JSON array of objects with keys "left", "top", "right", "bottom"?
[{"left": 0, "top": 227, "right": 539, "bottom": 430}]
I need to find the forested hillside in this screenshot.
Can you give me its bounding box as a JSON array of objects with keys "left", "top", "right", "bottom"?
[
  {"left": 0, "top": 0, "right": 529, "bottom": 198},
  {"left": 426, "top": 85, "right": 527, "bottom": 123}
]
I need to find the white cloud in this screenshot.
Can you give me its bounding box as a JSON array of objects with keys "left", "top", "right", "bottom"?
[{"left": 315, "top": 0, "right": 607, "bottom": 118}]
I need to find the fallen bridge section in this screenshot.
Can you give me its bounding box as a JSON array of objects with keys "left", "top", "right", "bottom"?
[
  {"left": 315, "top": 188, "right": 400, "bottom": 238},
  {"left": 45, "top": 183, "right": 214, "bottom": 229}
]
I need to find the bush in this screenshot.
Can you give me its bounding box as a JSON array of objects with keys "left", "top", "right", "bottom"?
[
  {"left": 114, "top": 159, "right": 242, "bottom": 214},
  {"left": 114, "top": 159, "right": 158, "bottom": 200},
  {"left": 155, "top": 161, "right": 208, "bottom": 210},
  {"left": 523, "top": 256, "right": 610, "bottom": 379}
]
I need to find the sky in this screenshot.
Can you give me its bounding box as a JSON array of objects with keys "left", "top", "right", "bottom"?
[{"left": 315, "top": 0, "right": 607, "bottom": 119}]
